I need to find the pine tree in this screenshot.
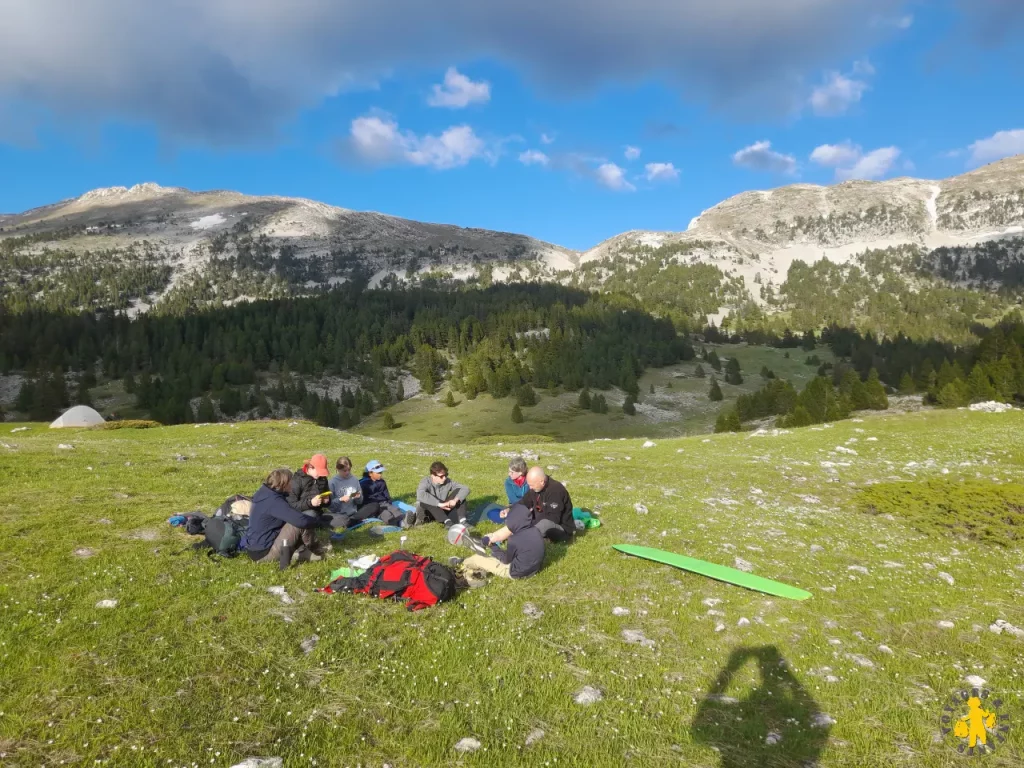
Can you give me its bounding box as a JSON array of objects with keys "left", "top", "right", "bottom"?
[
  {"left": 649, "top": 383, "right": 655, "bottom": 394},
  {"left": 936, "top": 379, "right": 970, "bottom": 408},
  {"left": 898, "top": 372, "right": 916, "bottom": 394},
  {"left": 714, "top": 407, "right": 742, "bottom": 433},
  {"left": 338, "top": 408, "right": 352, "bottom": 429},
  {"left": 760, "top": 366, "right": 775, "bottom": 379},
  {"left": 395, "top": 380, "right": 405, "bottom": 402},
  {"left": 801, "top": 330, "right": 816, "bottom": 351},
  {"left": 864, "top": 369, "right": 888, "bottom": 410},
  {"left": 123, "top": 372, "right": 136, "bottom": 394},
  {"left": 694, "top": 364, "right": 706, "bottom": 379},
  {"left": 516, "top": 384, "right": 537, "bottom": 407},
  {"left": 725, "top": 358, "right": 743, "bottom": 385},
  {"left": 708, "top": 377, "right": 723, "bottom": 401},
  {"left": 197, "top": 396, "right": 216, "bottom": 423},
  {"left": 707, "top": 350, "right": 722, "bottom": 372},
  {"left": 967, "top": 365, "right": 996, "bottom": 403},
  {"left": 511, "top": 404, "right": 524, "bottom": 423},
  {"left": 623, "top": 395, "right": 636, "bottom": 416},
  {"left": 578, "top": 389, "right": 592, "bottom": 409},
  {"left": 445, "top": 390, "right": 457, "bottom": 407},
  {"left": 382, "top": 412, "right": 396, "bottom": 430}
]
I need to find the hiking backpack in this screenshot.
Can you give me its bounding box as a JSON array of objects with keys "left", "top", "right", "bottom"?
[
  {"left": 202, "top": 515, "right": 248, "bottom": 557},
  {"left": 319, "top": 550, "right": 458, "bottom": 611}
]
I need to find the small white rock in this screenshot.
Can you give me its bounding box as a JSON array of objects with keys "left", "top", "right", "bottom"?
[
  {"left": 810, "top": 544, "right": 824, "bottom": 553},
  {"left": 737, "top": 617, "right": 750, "bottom": 627},
  {"left": 453, "top": 738, "right": 481, "bottom": 754},
  {"left": 965, "top": 675, "right": 987, "bottom": 688},
  {"left": 734, "top": 558, "right": 754, "bottom": 573},
  {"left": 267, "top": 586, "right": 294, "bottom": 605},
  {"left": 525, "top": 728, "right": 545, "bottom": 747},
  {"left": 57, "top": 444, "right": 74, "bottom": 450},
  {"left": 811, "top": 713, "right": 836, "bottom": 728},
  {"left": 612, "top": 607, "right": 631, "bottom": 616},
  {"left": 702, "top": 598, "right": 722, "bottom": 607},
  {"left": 574, "top": 686, "right": 603, "bottom": 705},
  {"left": 622, "top": 629, "right": 655, "bottom": 648},
  {"left": 714, "top": 623, "right": 726, "bottom": 633},
  {"left": 634, "top": 502, "right": 649, "bottom": 515},
  {"left": 642, "top": 440, "right": 656, "bottom": 448},
  {"left": 878, "top": 645, "right": 894, "bottom": 655},
  {"left": 95, "top": 599, "right": 118, "bottom": 609},
  {"left": 300, "top": 635, "right": 319, "bottom": 654},
  {"left": 848, "top": 565, "right": 869, "bottom": 575},
  {"left": 846, "top": 653, "right": 875, "bottom": 668},
  {"left": 989, "top": 620, "right": 1024, "bottom": 638},
  {"left": 937, "top": 620, "right": 955, "bottom": 629},
  {"left": 765, "top": 731, "right": 782, "bottom": 745},
  {"left": 938, "top": 572, "right": 955, "bottom": 585},
  {"left": 230, "top": 759, "right": 283, "bottom": 768}
]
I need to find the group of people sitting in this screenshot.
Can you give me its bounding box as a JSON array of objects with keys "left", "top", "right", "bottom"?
[{"left": 241, "top": 455, "right": 577, "bottom": 581}]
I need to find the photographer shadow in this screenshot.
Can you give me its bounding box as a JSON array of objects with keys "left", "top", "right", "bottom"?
[{"left": 691, "top": 645, "right": 831, "bottom": 768}]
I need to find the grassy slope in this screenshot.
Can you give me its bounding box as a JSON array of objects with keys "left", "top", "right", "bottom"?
[
  {"left": 1, "top": 409, "right": 1022, "bottom": 767},
  {"left": 356, "top": 343, "right": 834, "bottom": 442}
]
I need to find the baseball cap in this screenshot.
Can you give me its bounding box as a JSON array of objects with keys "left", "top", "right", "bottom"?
[{"left": 365, "top": 459, "right": 385, "bottom": 473}]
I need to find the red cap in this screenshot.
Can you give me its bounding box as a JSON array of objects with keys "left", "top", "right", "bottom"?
[{"left": 310, "top": 454, "right": 329, "bottom": 476}]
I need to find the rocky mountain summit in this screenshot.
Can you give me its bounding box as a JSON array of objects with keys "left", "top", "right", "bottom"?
[{"left": 2, "top": 156, "right": 1022, "bottom": 315}]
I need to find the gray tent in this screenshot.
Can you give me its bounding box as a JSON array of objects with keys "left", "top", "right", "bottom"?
[{"left": 50, "top": 405, "right": 105, "bottom": 428}]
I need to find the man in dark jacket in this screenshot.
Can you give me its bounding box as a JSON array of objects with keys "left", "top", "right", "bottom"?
[
  {"left": 520, "top": 466, "right": 575, "bottom": 542},
  {"left": 245, "top": 468, "right": 329, "bottom": 570},
  {"left": 461, "top": 503, "right": 543, "bottom": 579}
]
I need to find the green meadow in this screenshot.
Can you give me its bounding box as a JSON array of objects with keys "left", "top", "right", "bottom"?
[{"left": 1, "top": 407, "right": 1022, "bottom": 767}]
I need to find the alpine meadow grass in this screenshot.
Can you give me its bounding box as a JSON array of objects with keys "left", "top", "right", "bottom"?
[{"left": 1, "top": 408, "right": 1022, "bottom": 766}]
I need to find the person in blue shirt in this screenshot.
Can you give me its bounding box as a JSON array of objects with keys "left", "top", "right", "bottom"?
[{"left": 498, "top": 456, "right": 528, "bottom": 520}]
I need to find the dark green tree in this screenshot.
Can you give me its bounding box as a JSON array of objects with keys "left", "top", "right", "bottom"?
[
  {"left": 708, "top": 377, "right": 723, "bottom": 401},
  {"left": 511, "top": 404, "right": 524, "bottom": 423}
]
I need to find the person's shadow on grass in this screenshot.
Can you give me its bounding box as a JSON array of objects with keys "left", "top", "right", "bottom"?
[{"left": 691, "top": 645, "right": 830, "bottom": 768}]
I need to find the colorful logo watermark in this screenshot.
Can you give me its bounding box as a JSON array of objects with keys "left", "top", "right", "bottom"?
[{"left": 941, "top": 687, "right": 1010, "bottom": 756}]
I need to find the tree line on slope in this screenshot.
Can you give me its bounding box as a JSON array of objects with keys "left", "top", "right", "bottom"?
[{"left": 1, "top": 284, "right": 692, "bottom": 424}]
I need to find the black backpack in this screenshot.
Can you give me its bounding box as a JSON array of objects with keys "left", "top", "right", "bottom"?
[{"left": 202, "top": 515, "right": 248, "bottom": 557}]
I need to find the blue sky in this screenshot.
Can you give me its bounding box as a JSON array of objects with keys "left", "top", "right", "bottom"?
[{"left": 1, "top": 1, "right": 1022, "bottom": 250}]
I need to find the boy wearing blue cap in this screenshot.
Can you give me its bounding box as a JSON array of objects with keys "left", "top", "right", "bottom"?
[{"left": 356, "top": 459, "right": 409, "bottom": 527}]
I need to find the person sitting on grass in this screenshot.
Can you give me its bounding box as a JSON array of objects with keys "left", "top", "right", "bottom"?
[
  {"left": 459, "top": 503, "right": 543, "bottom": 580},
  {"left": 489, "top": 466, "right": 575, "bottom": 544},
  {"left": 357, "top": 459, "right": 409, "bottom": 527},
  {"left": 497, "top": 456, "right": 529, "bottom": 519},
  {"left": 327, "top": 456, "right": 363, "bottom": 528},
  {"left": 415, "top": 461, "right": 470, "bottom": 527},
  {"left": 287, "top": 453, "right": 332, "bottom": 519},
  {"left": 244, "top": 468, "right": 330, "bottom": 570}
]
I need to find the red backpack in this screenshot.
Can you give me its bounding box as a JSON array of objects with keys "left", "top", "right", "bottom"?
[{"left": 320, "top": 550, "right": 458, "bottom": 611}]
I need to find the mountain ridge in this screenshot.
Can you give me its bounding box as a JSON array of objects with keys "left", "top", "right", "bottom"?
[{"left": 2, "top": 155, "right": 1022, "bottom": 317}]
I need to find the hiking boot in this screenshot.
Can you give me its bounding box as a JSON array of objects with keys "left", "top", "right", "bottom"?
[
  {"left": 400, "top": 512, "right": 414, "bottom": 529},
  {"left": 444, "top": 519, "right": 453, "bottom": 529},
  {"left": 448, "top": 556, "right": 464, "bottom": 568},
  {"left": 466, "top": 570, "right": 488, "bottom": 588}
]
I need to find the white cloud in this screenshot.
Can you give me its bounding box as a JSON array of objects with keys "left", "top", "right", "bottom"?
[
  {"left": 624, "top": 145, "right": 641, "bottom": 161},
  {"left": 595, "top": 163, "right": 635, "bottom": 192},
  {"left": 427, "top": 67, "right": 491, "bottom": 108},
  {"left": 811, "top": 140, "right": 901, "bottom": 180},
  {"left": 967, "top": 129, "right": 1024, "bottom": 166},
  {"left": 732, "top": 140, "right": 797, "bottom": 174},
  {"left": 835, "top": 146, "right": 900, "bottom": 180},
  {"left": 0, "top": 1, "right": 913, "bottom": 143},
  {"left": 519, "top": 149, "right": 550, "bottom": 166},
  {"left": 852, "top": 59, "right": 876, "bottom": 76},
  {"left": 644, "top": 162, "right": 679, "bottom": 182},
  {"left": 540, "top": 132, "right": 555, "bottom": 145},
  {"left": 810, "top": 141, "right": 862, "bottom": 167},
  {"left": 810, "top": 71, "right": 869, "bottom": 116},
  {"left": 348, "top": 113, "right": 488, "bottom": 169}
]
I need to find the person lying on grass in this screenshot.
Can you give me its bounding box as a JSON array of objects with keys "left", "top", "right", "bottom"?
[
  {"left": 490, "top": 466, "right": 575, "bottom": 545},
  {"left": 244, "top": 468, "right": 330, "bottom": 570},
  {"left": 357, "top": 459, "right": 410, "bottom": 527},
  {"left": 415, "top": 461, "right": 470, "bottom": 528},
  {"left": 497, "top": 456, "right": 528, "bottom": 520},
  {"left": 327, "top": 455, "right": 362, "bottom": 528},
  {"left": 288, "top": 453, "right": 332, "bottom": 521},
  {"left": 460, "top": 503, "right": 543, "bottom": 580}
]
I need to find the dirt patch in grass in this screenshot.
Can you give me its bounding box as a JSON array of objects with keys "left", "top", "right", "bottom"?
[{"left": 858, "top": 479, "right": 1024, "bottom": 546}]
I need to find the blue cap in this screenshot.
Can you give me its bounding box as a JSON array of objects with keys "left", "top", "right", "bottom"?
[{"left": 365, "top": 459, "right": 385, "bottom": 473}]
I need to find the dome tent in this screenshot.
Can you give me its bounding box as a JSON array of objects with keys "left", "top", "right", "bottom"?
[{"left": 50, "top": 405, "right": 105, "bottom": 428}]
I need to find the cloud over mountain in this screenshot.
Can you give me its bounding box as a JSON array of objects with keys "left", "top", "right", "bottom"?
[{"left": 0, "top": 0, "right": 914, "bottom": 143}]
